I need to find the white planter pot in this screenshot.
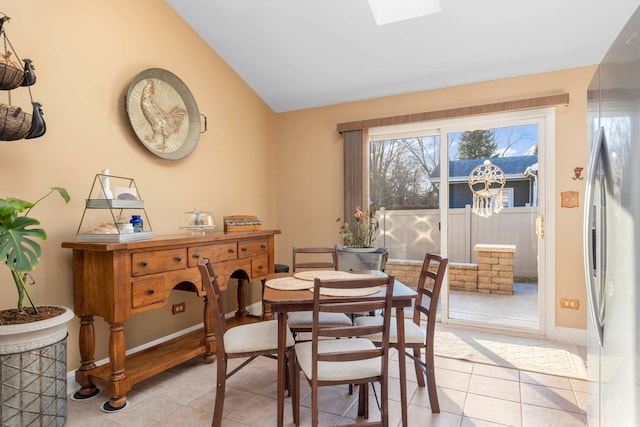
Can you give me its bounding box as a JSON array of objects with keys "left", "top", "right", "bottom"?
[
  {"left": 0, "top": 306, "right": 74, "bottom": 355},
  {"left": 337, "top": 246, "right": 389, "bottom": 272},
  {"left": 0, "top": 306, "right": 74, "bottom": 427},
  {"left": 338, "top": 247, "right": 379, "bottom": 253}
]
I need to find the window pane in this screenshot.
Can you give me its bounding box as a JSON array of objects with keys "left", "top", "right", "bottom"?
[
  {"left": 448, "top": 124, "right": 538, "bottom": 160},
  {"left": 446, "top": 124, "right": 538, "bottom": 209},
  {"left": 369, "top": 136, "right": 440, "bottom": 209},
  {"left": 368, "top": 121, "right": 540, "bottom": 262},
  {"left": 369, "top": 135, "right": 441, "bottom": 260}
]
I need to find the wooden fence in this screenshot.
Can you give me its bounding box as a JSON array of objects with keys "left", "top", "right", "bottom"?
[{"left": 378, "top": 206, "right": 538, "bottom": 278}]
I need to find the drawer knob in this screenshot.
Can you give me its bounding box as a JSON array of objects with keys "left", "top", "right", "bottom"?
[
  {"left": 261, "top": 244, "right": 266, "bottom": 249},
  {"left": 241, "top": 246, "right": 248, "bottom": 252},
  {"left": 228, "top": 248, "right": 235, "bottom": 253},
  {"left": 175, "top": 256, "right": 183, "bottom": 262},
  {"left": 194, "top": 253, "right": 201, "bottom": 259},
  {"left": 147, "top": 288, "right": 155, "bottom": 295},
  {"left": 258, "top": 265, "right": 264, "bottom": 269},
  {"left": 141, "top": 260, "right": 148, "bottom": 267}
]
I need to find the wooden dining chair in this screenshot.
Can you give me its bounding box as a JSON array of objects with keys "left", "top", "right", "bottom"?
[
  {"left": 292, "top": 274, "right": 395, "bottom": 427},
  {"left": 292, "top": 246, "right": 339, "bottom": 270},
  {"left": 286, "top": 247, "right": 353, "bottom": 336},
  {"left": 355, "top": 252, "right": 448, "bottom": 413},
  {"left": 197, "top": 258, "right": 296, "bottom": 427}
]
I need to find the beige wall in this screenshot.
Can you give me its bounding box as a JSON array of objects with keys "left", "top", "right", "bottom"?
[
  {"left": 0, "top": 1, "right": 593, "bottom": 373},
  {"left": 275, "top": 67, "right": 596, "bottom": 331},
  {"left": 0, "top": 0, "right": 277, "bottom": 369}
]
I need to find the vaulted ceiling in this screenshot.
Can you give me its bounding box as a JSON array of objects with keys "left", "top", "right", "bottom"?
[{"left": 167, "top": 0, "right": 640, "bottom": 112}]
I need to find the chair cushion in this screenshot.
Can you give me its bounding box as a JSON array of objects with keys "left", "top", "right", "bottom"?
[
  {"left": 287, "top": 311, "right": 353, "bottom": 329},
  {"left": 224, "top": 320, "right": 295, "bottom": 354},
  {"left": 355, "top": 316, "right": 426, "bottom": 344},
  {"left": 296, "top": 338, "right": 382, "bottom": 382}
]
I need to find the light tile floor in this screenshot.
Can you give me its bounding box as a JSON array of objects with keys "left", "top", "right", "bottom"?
[{"left": 66, "top": 340, "right": 588, "bottom": 426}]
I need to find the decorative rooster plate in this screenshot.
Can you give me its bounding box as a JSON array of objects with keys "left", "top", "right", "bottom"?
[{"left": 125, "top": 68, "right": 203, "bottom": 160}]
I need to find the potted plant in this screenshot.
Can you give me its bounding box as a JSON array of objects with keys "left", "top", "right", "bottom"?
[
  {"left": 337, "top": 205, "right": 380, "bottom": 250},
  {"left": 336, "top": 205, "right": 388, "bottom": 271},
  {"left": 0, "top": 187, "right": 73, "bottom": 427}
]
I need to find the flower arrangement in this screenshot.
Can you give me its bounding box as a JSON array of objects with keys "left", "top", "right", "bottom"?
[{"left": 337, "top": 205, "right": 379, "bottom": 248}]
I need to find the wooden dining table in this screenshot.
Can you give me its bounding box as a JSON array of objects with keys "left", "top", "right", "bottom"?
[{"left": 262, "top": 272, "right": 417, "bottom": 427}]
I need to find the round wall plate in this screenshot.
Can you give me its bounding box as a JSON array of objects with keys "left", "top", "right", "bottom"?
[{"left": 125, "top": 68, "right": 201, "bottom": 160}]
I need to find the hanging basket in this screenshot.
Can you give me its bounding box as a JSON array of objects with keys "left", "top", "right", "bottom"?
[
  {"left": 0, "top": 15, "right": 43, "bottom": 141},
  {"left": 0, "top": 60, "right": 23, "bottom": 90},
  {"left": 0, "top": 102, "right": 32, "bottom": 140}
]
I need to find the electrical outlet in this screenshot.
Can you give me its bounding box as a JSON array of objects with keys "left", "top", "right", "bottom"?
[
  {"left": 172, "top": 302, "right": 186, "bottom": 314},
  {"left": 560, "top": 298, "right": 580, "bottom": 310}
]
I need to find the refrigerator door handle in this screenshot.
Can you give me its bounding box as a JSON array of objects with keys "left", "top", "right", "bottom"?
[{"left": 583, "top": 126, "right": 605, "bottom": 346}]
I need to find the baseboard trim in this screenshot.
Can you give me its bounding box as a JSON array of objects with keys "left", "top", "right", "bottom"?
[{"left": 549, "top": 326, "right": 587, "bottom": 346}]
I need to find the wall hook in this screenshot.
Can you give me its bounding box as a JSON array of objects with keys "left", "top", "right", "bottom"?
[
  {"left": 573, "top": 167, "right": 584, "bottom": 180},
  {"left": 200, "top": 113, "right": 208, "bottom": 134}
]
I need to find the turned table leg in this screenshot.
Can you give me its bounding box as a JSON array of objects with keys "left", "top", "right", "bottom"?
[
  {"left": 73, "top": 315, "right": 100, "bottom": 400},
  {"left": 235, "top": 277, "right": 250, "bottom": 318},
  {"left": 261, "top": 279, "right": 275, "bottom": 320},
  {"left": 101, "top": 322, "right": 130, "bottom": 412}
]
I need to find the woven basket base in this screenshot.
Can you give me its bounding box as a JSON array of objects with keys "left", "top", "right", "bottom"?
[
  {"left": 0, "top": 103, "right": 32, "bottom": 141},
  {"left": 0, "top": 62, "right": 24, "bottom": 90}
]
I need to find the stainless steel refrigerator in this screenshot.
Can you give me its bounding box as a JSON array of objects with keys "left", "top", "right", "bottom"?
[{"left": 585, "top": 5, "right": 640, "bottom": 426}]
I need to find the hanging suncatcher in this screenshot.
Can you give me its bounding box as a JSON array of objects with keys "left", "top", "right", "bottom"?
[{"left": 468, "top": 160, "right": 506, "bottom": 218}]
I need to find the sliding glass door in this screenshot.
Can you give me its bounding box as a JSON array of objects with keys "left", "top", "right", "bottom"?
[
  {"left": 444, "top": 120, "right": 542, "bottom": 332},
  {"left": 369, "top": 108, "right": 553, "bottom": 336}
]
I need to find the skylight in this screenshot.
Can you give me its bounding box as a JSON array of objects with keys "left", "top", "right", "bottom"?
[{"left": 367, "top": 0, "right": 442, "bottom": 25}]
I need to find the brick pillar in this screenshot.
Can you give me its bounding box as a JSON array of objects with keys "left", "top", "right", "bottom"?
[{"left": 474, "top": 244, "right": 516, "bottom": 295}]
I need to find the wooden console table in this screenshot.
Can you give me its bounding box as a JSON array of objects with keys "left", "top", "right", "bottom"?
[{"left": 62, "top": 230, "right": 280, "bottom": 411}]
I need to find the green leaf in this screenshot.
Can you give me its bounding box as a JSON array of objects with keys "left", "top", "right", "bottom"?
[
  {"left": 0, "top": 216, "right": 45, "bottom": 273},
  {"left": 51, "top": 187, "right": 71, "bottom": 204},
  {"left": 0, "top": 198, "right": 33, "bottom": 221}
]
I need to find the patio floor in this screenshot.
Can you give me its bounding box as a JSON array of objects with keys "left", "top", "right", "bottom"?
[{"left": 445, "top": 283, "right": 539, "bottom": 329}]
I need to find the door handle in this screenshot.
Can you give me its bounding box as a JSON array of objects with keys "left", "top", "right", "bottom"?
[
  {"left": 583, "top": 126, "right": 606, "bottom": 346},
  {"left": 536, "top": 215, "right": 545, "bottom": 239}
]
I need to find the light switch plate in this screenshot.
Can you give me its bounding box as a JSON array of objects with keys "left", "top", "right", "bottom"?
[{"left": 561, "top": 191, "right": 579, "bottom": 208}]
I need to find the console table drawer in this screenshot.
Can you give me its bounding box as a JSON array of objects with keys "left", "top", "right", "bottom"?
[
  {"left": 188, "top": 243, "right": 238, "bottom": 266},
  {"left": 251, "top": 256, "right": 269, "bottom": 277},
  {"left": 132, "top": 249, "right": 187, "bottom": 276},
  {"left": 132, "top": 276, "right": 168, "bottom": 308},
  {"left": 238, "top": 239, "right": 268, "bottom": 258}
]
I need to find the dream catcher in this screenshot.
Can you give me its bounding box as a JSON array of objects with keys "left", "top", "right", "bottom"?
[{"left": 468, "top": 160, "right": 506, "bottom": 218}]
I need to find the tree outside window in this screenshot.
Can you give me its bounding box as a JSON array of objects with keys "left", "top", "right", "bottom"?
[{"left": 369, "top": 136, "right": 440, "bottom": 210}]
